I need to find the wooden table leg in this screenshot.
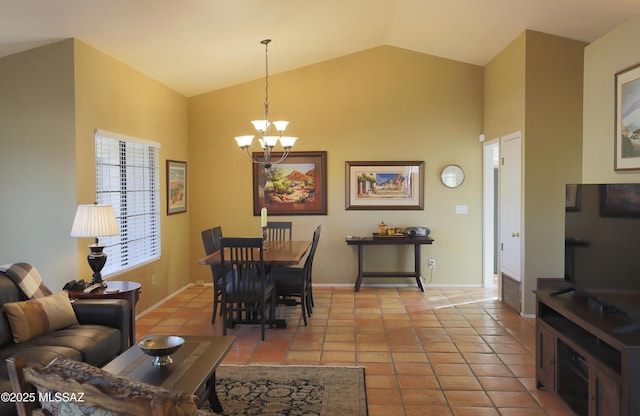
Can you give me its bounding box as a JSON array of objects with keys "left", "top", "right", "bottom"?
[
  {"left": 354, "top": 245, "right": 364, "bottom": 292},
  {"left": 414, "top": 244, "right": 425, "bottom": 292},
  {"left": 208, "top": 372, "right": 224, "bottom": 413}
]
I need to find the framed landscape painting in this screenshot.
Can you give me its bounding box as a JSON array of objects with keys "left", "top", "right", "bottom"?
[
  {"left": 252, "top": 151, "right": 327, "bottom": 215},
  {"left": 615, "top": 62, "right": 640, "bottom": 171},
  {"left": 167, "top": 160, "right": 187, "bottom": 214},
  {"left": 345, "top": 161, "right": 424, "bottom": 210}
]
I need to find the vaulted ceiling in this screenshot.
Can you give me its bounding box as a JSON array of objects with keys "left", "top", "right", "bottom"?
[{"left": 1, "top": 0, "right": 639, "bottom": 96}]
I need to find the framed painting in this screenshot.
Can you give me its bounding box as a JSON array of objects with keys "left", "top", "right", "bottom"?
[
  {"left": 600, "top": 184, "right": 640, "bottom": 218},
  {"left": 167, "top": 160, "right": 187, "bottom": 215},
  {"left": 615, "top": 62, "right": 640, "bottom": 171},
  {"left": 345, "top": 161, "right": 424, "bottom": 210},
  {"left": 252, "top": 151, "right": 327, "bottom": 215}
]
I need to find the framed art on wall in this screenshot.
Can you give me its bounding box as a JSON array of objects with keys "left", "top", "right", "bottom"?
[
  {"left": 167, "top": 160, "right": 187, "bottom": 214},
  {"left": 252, "top": 151, "right": 327, "bottom": 215},
  {"left": 345, "top": 161, "right": 424, "bottom": 210},
  {"left": 615, "top": 62, "right": 640, "bottom": 171}
]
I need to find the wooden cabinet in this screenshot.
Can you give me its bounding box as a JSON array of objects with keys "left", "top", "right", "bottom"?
[
  {"left": 536, "top": 323, "right": 556, "bottom": 391},
  {"left": 589, "top": 361, "right": 621, "bottom": 416},
  {"left": 536, "top": 290, "right": 640, "bottom": 416}
]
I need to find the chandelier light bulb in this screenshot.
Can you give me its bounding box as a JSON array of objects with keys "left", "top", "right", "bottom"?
[
  {"left": 272, "top": 121, "right": 289, "bottom": 133},
  {"left": 251, "top": 120, "right": 270, "bottom": 133},
  {"left": 235, "top": 135, "right": 255, "bottom": 148},
  {"left": 279, "top": 136, "right": 298, "bottom": 148}
]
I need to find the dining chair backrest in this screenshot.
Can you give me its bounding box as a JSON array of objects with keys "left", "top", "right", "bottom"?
[
  {"left": 201, "top": 226, "right": 226, "bottom": 323},
  {"left": 201, "top": 226, "right": 223, "bottom": 253},
  {"left": 201, "top": 228, "right": 217, "bottom": 256},
  {"left": 303, "top": 225, "right": 321, "bottom": 274},
  {"left": 219, "top": 237, "right": 266, "bottom": 302},
  {"left": 265, "top": 221, "right": 293, "bottom": 241}
]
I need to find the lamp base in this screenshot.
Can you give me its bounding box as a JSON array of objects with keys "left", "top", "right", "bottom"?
[{"left": 87, "top": 244, "right": 107, "bottom": 285}]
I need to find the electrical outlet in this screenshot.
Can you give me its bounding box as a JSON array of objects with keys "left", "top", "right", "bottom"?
[
  {"left": 151, "top": 274, "right": 157, "bottom": 285},
  {"left": 195, "top": 280, "right": 204, "bottom": 286},
  {"left": 428, "top": 259, "right": 436, "bottom": 269}
]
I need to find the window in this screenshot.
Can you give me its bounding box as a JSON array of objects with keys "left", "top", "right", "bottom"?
[{"left": 95, "top": 129, "right": 161, "bottom": 276}]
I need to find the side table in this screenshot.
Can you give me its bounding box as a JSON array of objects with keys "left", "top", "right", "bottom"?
[
  {"left": 68, "top": 281, "right": 141, "bottom": 347},
  {"left": 346, "top": 236, "right": 434, "bottom": 292}
]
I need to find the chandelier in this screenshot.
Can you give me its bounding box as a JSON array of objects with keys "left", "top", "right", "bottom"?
[{"left": 235, "top": 39, "right": 297, "bottom": 169}]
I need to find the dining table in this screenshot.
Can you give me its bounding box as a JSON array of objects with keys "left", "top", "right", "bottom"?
[
  {"left": 197, "top": 239, "right": 312, "bottom": 329},
  {"left": 197, "top": 240, "right": 311, "bottom": 267}
]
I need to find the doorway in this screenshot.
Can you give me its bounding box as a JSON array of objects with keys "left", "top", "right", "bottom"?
[{"left": 482, "top": 139, "right": 499, "bottom": 289}]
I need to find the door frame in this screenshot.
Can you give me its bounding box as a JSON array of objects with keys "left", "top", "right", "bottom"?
[{"left": 482, "top": 138, "right": 499, "bottom": 289}]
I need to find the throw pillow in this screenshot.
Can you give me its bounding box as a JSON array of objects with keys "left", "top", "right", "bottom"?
[
  {"left": 3, "top": 290, "right": 78, "bottom": 343},
  {"left": 26, "top": 358, "right": 201, "bottom": 416}
]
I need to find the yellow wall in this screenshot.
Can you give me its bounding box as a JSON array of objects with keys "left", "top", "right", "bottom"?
[
  {"left": 0, "top": 40, "right": 78, "bottom": 285},
  {"left": 72, "top": 40, "right": 190, "bottom": 312},
  {"left": 484, "top": 32, "right": 526, "bottom": 140},
  {"left": 522, "top": 32, "right": 585, "bottom": 314},
  {"left": 484, "top": 31, "right": 585, "bottom": 315},
  {"left": 189, "top": 46, "right": 485, "bottom": 288},
  {"left": 583, "top": 14, "right": 640, "bottom": 183}
]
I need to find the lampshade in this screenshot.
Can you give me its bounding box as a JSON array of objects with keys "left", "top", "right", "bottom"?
[{"left": 70, "top": 204, "right": 120, "bottom": 238}]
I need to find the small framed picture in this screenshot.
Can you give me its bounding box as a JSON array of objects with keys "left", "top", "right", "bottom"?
[
  {"left": 167, "top": 160, "right": 187, "bottom": 215},
  {"left": 345, "top": 161, "right": 424, "bottom": 210},
  {"left": 615, "top": 62, "right": 640, "bottom": 171}
]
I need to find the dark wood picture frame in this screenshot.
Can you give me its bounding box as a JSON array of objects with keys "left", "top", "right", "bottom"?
[
  {"left": 345, "top": 161, "right": 424, "bottom": 210},
  {"left": 252, "top": 151, "right": 327, "bottom": 216},
  {"left": 167, "top": 160, "right": 187, "bottom": 215}
]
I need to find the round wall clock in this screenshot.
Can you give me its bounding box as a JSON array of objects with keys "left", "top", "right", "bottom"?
[{"left": 440, "top": 164, "right": 465, "bottom": 188}]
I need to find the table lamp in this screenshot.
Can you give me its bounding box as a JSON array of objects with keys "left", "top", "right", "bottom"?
[{"left": 70, "top": 204, "right": 120, "bottom": 285}]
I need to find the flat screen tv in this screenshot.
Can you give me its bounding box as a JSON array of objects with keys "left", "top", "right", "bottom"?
[{"left": 563, "top": 183, "right": 640, "bottom": 331}]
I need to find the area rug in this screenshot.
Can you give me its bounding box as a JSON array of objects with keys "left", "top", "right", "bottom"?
[{"left": 211, "top": 365, "right": 367, "bottom": 416}]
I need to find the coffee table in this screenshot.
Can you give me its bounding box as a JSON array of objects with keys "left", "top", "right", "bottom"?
[{"left": 102, "top": 335, "right": 235, "bottom": 413}]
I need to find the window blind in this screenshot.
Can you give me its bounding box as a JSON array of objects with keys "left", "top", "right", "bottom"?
[{"left": 95, "top": 129, "right": 161, "bottom": 276}]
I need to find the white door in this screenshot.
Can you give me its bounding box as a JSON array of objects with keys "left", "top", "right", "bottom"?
[{"left": 500, "top": 132, "right": 522, "bottom": 282}]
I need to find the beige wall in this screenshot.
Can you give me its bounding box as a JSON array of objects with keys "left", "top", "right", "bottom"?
[
  {"left": 484, "top": 31, "right": 585, "bottom": 315},
  {"left": 583, "top": 14, "right": 640, "bottom": 183},
  {"left": 73, "top": 40, "right": 190, "bottom": 312},
  {"left": 484, "top": 32, "right": 526, "bottom": 140},
  {"left": 0, "top": 40, "right": 78, "bottom": 286},
  {"left": 0, "top": 39, "right": 190, "bottom": 310},
  {"left": 189, "top": 46, "right": 485, "bottom": 288},
  {"left": 522, "top": 32, "right": 585, "bottom": 314}
]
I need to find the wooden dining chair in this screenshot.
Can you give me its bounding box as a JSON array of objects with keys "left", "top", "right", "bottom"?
[
  {"left": 273, "top": 225, "right": 321, "bottom": 326},
  {"left": 265, "top": 221, "right": 293, "bottom": 242},
  {"left": 201, "top": 226, "right": 224, "bottom": 323},
  {"left": 219, "top": 237, "right": 276, "bottom": 341}
]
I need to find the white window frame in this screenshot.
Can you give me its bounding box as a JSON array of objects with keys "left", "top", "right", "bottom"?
[{"left": 95, "top": 129, "right": 161, "bottom": 276}]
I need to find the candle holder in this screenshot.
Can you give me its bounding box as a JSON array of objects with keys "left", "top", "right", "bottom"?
[{"left": 261, "top": 226, "right": 269, "bottom": 250}]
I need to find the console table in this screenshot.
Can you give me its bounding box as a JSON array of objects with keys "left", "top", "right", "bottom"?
[{"left": 346, "top": 236, "right": 434, "bottom": 292}]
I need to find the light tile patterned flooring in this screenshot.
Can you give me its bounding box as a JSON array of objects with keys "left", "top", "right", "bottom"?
[{"left": 135, "top": 285, "right": 576, "bottom": 416}]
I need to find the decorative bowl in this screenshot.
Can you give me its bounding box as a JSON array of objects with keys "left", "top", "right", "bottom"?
[{"left": 138, "top": 335, "right": 184, "bottom": 367}]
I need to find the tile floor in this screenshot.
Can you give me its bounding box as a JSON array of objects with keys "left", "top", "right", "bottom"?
[{"left": 135, "top": 285, "right": 576, "bottom": 416}]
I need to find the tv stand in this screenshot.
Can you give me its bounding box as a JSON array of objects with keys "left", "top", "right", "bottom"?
[
  {"left": 536, "top": 290, "right": 640, "bottom": 416},
  {"left": 550, "top": 286, "right": 575, "bottom": 297}
]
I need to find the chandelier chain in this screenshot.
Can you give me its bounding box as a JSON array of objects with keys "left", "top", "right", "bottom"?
[{"left": 263, "top": 39, "right": 270, "bottom": 121}]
